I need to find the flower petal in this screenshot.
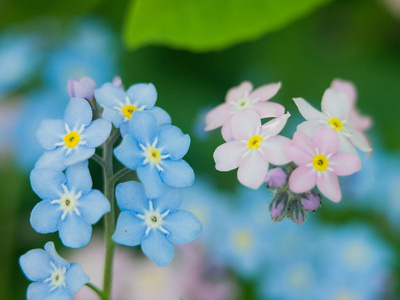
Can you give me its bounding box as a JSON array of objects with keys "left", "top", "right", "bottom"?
[
  {"left": 126, "top": 83, "right": 157, "bottom": 109},
  {"left": 94, "top": 82, "right": 126, "bottom": 108},
  {"left": 119, "top": 121, "right": 130, "bottom": 136},
  {"left": 253, "top": 102, "right": 285, "bottom": 118},
  {"left": 44, "top": 242, "right": 69, "bottom": 268},
  {"left": 112, "top": 211, "right": 146, "bottom": 247},
  {"left": 164, "top": 210, "right": 202, "bottom": 244},
  {"left": 46, "top": 286, "right": 71, "bottom": 300},
  {"left": 137, "top": 164, "right": 164, "bottom": 198},
  {"left": 288, "top": 166, "right": 317, "bottom": 193},
  {"left": 316, "top": 171, "right": 341, "bottom": 202},
  {"left": 337, "top": 133, "right": 357, "bottom": 154},
  {"left": 321, "top": 88, "right": 351, "bottom": 120},
  {"left": 19, "top": 249, "right": 52, "bottom": 281},
  {"left": 237, "top": 151, "right": 268, "bottom": 189},
  {"left": 262, "top": 135, "right": 291, "bottom": 165},
  {"left": 27, "top": 282, "right": 71, "bottom": 300},
  {"left": 102, "top": 106, "right": 124, "bottom": 128},
  {"left": 348, "top": 128, "right": 372, "bottom": 152},
  {"left": 64, "top": 145, "right": 95, "bottom": 166},
  {"left": 260, "top": 112, "right": 290, "bottom": 137},
  {"left": 148, "top": 106, "right": 172, "bottom": 128},
  {"left": 161, "top": 159, "right": 195, "bottom": 188},
  {"left": 221, "top": 121, "right": 234, "bottom": 142},
  {"left": 30, "top": 168, "right": 66, "bottom": 199},
  {"left": 59, "top": 214, "right": 92, "bottom": 248},
  {"left": 226, "top": 81, "right": 253, "bottom": 102},
  {"left": 114, "top": 135, "right": 143, "bottom": 170},
  {"left": 115, "top": 181, "right": 148, "bottom": 214},
  {"left": 205, "top": 103, "right": 232, "bottom": 131},
  {"left": 293, "top": 97, "right": 325, "bottom": 120},
  {"left": 82, "top": 119, "right": 111, "bottom": 148},
  {"left": 36, "top": 119, "right": 65, "bottom": 150},
  {"left": 30, "top": 200, "right": 62, "bottom": 233},
  {"left": 65, "top": 161, "right": 92, "bottom": 194},
  {"left": 249, "top": 82, "right": 281, "bottom": 102},
  {"left": 78, "top": 190, "right": 110, "bottom": 224},
  {"left": 64, "top": 98, "right": 92, "bottom": 129},
  {"left": 35, "top": 148, "right": 67, "bottom": 171},
  {"left": 128, "top": 111, "right": 157, "bottom": 146},
  {"left": 350, "top": 110, "right": 372, "bottom": 131},
  {"left": 297, "top": 119, "right": 324, "bottom": 138},
  {"left": 214, "top": 141, "right": 246, "bottom": 171},
  {"left": 64, "top": 263, "right": 90, "bottom": 296},
  {"left": 157, "top": 125, "right": 190, "bottom": 160},
  {"left": 152, "top": 186, "right": 182, "bottom": 214},
  {"left": 286, "top": 130, "right": 315, "bottom": 165},
  {"left": 329, "top": 153, "right": 361, "bottom": 175},
  {"left": 231, "top": 109, "right": 261, "bottom": 140},
  {"left": 141, "top": 229, "right": 174, "bottom": 266},
  {"left": 312, "top": 127, "right": 339, "bottom": 155},
  {"left": 330, "top": 79, "right": 357, "bottom": 104}
]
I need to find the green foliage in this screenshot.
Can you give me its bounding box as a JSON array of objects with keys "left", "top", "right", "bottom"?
[{"left": 123, "top": 0, "right": 333, "bottom": 52}]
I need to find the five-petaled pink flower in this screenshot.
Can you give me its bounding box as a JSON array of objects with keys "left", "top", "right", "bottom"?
[
  {"left": 205, "top": 81, "right": 285, "bottom": 141},
  {"left": 293, "top": 88, "right": 372, "bottom": 154},
  {"left": 286, "top": 128, "right": 361, "bottom": 202},
  {"left": 213, "top": 109, "right": 291, "bottom": 189}
]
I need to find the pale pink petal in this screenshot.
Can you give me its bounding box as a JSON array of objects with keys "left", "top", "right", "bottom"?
[
  {"left": 330, "top": 79, "right": 357, "bottom": 104},
  {"left": 221, "top": 122, "right": 234, "bottom": 142},
  {"left": 231, "top": 109, "right": 261, "bottom": 140},
  {"left": 350, "top": 110, "right": 372, "bottom": 131},
  {"left": 249, "top": 82, "right": 281, "bottom": 102},
  {"left": 237, "top": 152, "right": 268, "bottom": 189},
  {"left": 262, "top": 135, "right": 291, "bottom": 165},
  {"left": 293, "top": 97, "right": 326, "bottom": 120},
  {"left": 288, "top": 166, "right": 317, "bottom": 193},
  {"left": 329, "top": 153, "right": 361, "bottom": 176},
  {"left": 214, "top": 141, "right": 246, "bottom": 171},
  {"left": 321, "top": 88, "right": 351, "bottom": 120},
  {"left": 316, "top": 171, "right": 341, "bottom": 202},
  {"left": 337, "top": 133, "right": 357, "bottom": 155},
  {"left": 260, "top": 113, "right": 290, "bottom": 137},
  {"left": 348, "top": 129, "right": 372, "bottom": 152},
  {"left": 226, "top": 81, "right": 253, "bottom": 102},
  {"left": 253, "top": 102, "right": 285, "bottom": 118},
  {"left": 285, "top": 142, "right": 313, "bottom": 166},
  {"left": 205, "top": 103, "right": 232, "bottom": 131},
  {"left": 291, "top": 130, "right": 315, "bottom": 156},
  {"left": 312, "top": 127, "right": 339, "bottom": 155}
]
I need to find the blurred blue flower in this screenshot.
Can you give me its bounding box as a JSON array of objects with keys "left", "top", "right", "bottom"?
[
  {"left": 35, "top": 98, "right": 111, "bottom": 171},
  {"left": 112, "top": 181, "right": 202, "bottom": 266},
  {"left": 30, "top": 161, "right": 110, "bottom": 248},
  {"left": 19, "top": 241, "right": 89, "bottom": 299},
  {"left": 114, "top": 112, "right": 194, "bottom": 198}
]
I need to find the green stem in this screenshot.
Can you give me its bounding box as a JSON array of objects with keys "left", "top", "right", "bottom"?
[
  {"left": 86, "top": 283, "right": 106, "bottom": 299},
  {"left": 110, "top": 167, "right": 132, "bottom": 184}
]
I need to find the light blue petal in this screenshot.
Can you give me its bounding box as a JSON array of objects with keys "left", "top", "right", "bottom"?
[
  {"left": 152, "top": 186, "right": 182, "bottom": 214},
  {"left": 64, "top": 263, "right": 90, "bottom": 295},
  {"left": 94, "top": 82, "right": 126, "bottom": 108},
  {"left": 30, "top": 200, "right": 62, "bottom": 233},
  {"left": 59, "top": 213, "right": 92, "bottom": 248},
  {"left": 161, "top": 159, "right": 195, "bottom": 188},
  {"left": 112, "top": 211, "right": 146, "bottom": 246},
  {"left": 119, "top": 120, "right": 129, "bottom": 136},
  {"left": 102, "top": 106, "right": 124, "bottom": 128},
  {"left": 164, "top": 210, "right": 202, "bottom": 244},
  {"left": 126, "top": 83, "right": 157, "bottom": 109},
  {"left": 27, "top": 282, "right": 52, "bottom": 300},
  {"left": 64, "top": 98, "right": 92, "bottom": 129},
  {"left": 65, "top": 161, "right": 92, "bottom": 194},
  {"left": 148, "top": 106, "right": 172, "bottom": 128},
  {"left": 35, "top": 148, "right": 67, "bottom": 171},
  {"left": 46, "top": 287, "right": 71, "bottom": 300},
  {"left": 115, "top": 181, "right": 148, "bottom": 214},
  {"left": 78, "top": 190, "right": 110, "bottom": 224},
  {"left": 157, "top": 125, "right": 190, "bottom": 160},
  {"left": 137, "top": 164, "right": 164, "bottom": 198},
  {"left": 128, "top": 111, "right": 157, "bottom": 146},
  {"left": 82, "top": 119, "right": 111, "bottom": 148},
  {"left": 36, "top": 119, "right": 65, "bottom": 151},
  {"left": 64, "top": 145, "right": 95, "bottom": 166},
  {"left": 30, "top": 168, "right": 66, "bottom": 200},
  {"left": 114, "top": 135, "right": 143, "bottom": 169},
  {"left": 19, "top": 249, "right": 52, "bottom": 281},
  {"left": 141, "top": 229, "right": 174, "bottom": 267},
  {"left": 44, "top": 242, "right": 69, "bottom": 269}
]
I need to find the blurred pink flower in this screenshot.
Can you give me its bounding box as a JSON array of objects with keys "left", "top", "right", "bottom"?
[
  {"left": 214, "top": 109, "right": 291, "bottom": 189},
  {"left": 293, "top": 88, "right": 372, "bottom": 154},
  {"left": 205, "top": 81, "right": 284, "bottom": 141},
  {"left": 286, "top": 128, "right": 361, "bottom": 202}
]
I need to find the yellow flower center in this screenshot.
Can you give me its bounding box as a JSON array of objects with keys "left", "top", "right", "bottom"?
[
  {"left": 247, "top": 135, "right": 263, "bottom": 150},
  {"left": 64, "top": 132, "right": 80, "bottom": 148},
  {"left": 148, "top": 148, "right": 161, "bottom": 164},
  {"left": 328, "top": 118, "right": 343, "bottom": 131},
  {"left": 122, "top": 105, "right": 137, "bottom": 119},
  {"left": 312, "top": 154, "right": 329, "bottom": 171},
  {"left": 233, "top": 230, "right": 252, "bottom": 250}
]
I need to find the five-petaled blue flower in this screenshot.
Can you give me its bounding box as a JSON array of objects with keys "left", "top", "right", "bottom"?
[
  {"left": 114, "top": 111, "right": 195, "bottom": 198},
  {"left": 94, "top": 82, "right": 171, "bottom": 136},
  {"left": 112, "top": 181, "right": 202, "bottom": 266},
  {"left": 30, "top": 161, "right": 110, "bottom": 248},
  {"left": 19, "top": 241, "right": 89, "bottom": 300},
  {"left": 35, "top": 98, "right": 111, "bottom": 171}
]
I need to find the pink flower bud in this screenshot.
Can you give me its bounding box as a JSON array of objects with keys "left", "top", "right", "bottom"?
[
  {"left": 112, "top": 76, "right": 124, "bottom": 89},
  {"left": 68, "top": 77, "right": 96, "bottom": 101},
  {"left": 269, "top": 192, "right": 288, "bottom": 222},
  {"left": 300, "top": 191, "right": 321, "bottom": 211},
  {"left": 265, "top": 167, "right": 287, "bottom": 188}
]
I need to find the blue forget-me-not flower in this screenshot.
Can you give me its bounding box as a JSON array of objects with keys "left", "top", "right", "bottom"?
[
  {"left": 114, "top": 112, "right": 195, "bottom": 198},
  {"left": 30, "top": 161, "right": 110, "bottom": 248},
  {"left": 19, "top": 241, "right": 89, "bottom": 300},
  {"left": 35, "top": 98, "right": 111, "bottom": 171},
  {"left": 112, "top": 181, "right": 202, "bottom": 266}
]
